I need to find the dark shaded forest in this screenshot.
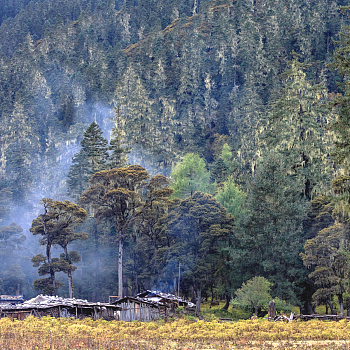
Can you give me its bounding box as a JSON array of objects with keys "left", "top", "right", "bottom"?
[{"left": 2, "top": 0, "right": 350, "bottom": 315}]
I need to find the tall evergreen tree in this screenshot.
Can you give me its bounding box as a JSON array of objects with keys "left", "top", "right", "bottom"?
[
  {"left": 331, "top": 5, "right": 350, "bottom": 168},
  {"left": 237, "top": 153, "right": 309, "bottom": 304},
  {"left": 67, "top": 122, "right": 109, "bottom": 201},
  {"left": 108, "top": 107, "right": 130, "bottom": 169},
  {"left": 262, "top": 56, "right": 335, "bottom": 199}
]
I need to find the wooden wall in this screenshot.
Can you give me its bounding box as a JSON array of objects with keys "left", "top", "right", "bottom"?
[{"left": 117, "top": 300, "right": 160, "bottom": 321}]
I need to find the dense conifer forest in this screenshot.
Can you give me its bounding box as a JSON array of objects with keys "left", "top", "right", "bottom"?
[{"left": 2, "top": 0, "right": 350, "bottom": 315}]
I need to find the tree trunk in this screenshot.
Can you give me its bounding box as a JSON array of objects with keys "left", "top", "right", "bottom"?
[
  {"left": 64, "top": 246, "right": 74, "bottom": 299},
  {"left": 132, "top": 237, "right": 138, "bottom": 296},
  {"left": 339, "top": 294, "right": 344, "bottom": 316},
  {"left": 268, "top": 300, "right": 276, "bottom": 318},
  {"left": 93, "top": 222, "right": 100, "bottom": 301},
  {"left": 222, "top": 294, "right": 231, "bottom": 311},
  {"left": 68, "top": 270, "right": 74, "bottom": 299},
  {"left": 196, "top": 287, "right": 201, "bottom": 314},
  {"left": 327, "top": 300, "right": 336, "bottom": 315},
  {"left": 43, "top": 216, "right": 55, "bottom": 296},
  {"left": 300, "top": 300, "right": 313, "bottom": 315},
  {"left": 118, "top": 231, "right": 123, "bottom": 299}
]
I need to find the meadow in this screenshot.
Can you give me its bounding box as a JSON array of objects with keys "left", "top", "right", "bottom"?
[{"left": 1, "top": 316, "right": 350, "bottom": 350}]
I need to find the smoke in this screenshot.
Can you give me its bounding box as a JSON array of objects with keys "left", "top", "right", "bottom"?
[{"left": 1, "top": 79, "right": 173, "bottom": 299}]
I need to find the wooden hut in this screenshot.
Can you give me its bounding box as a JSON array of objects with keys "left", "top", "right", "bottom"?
[
  {"left": 113, "top": 296, "right": 166, "bottom": 321},
  {"left": 137, "top": 290, "right": 196, "bottom": 312},
  {"left": 0, "top": 295, "right": 121, "bottom": 320}
]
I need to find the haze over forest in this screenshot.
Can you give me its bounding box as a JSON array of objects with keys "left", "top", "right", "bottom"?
[{"left": 2, "top": 0, "right": 350, "bottom": 315}]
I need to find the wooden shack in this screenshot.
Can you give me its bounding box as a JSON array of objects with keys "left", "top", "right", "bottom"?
[
  {"left": 0, "top": 295, "right": 121, "bottom": 321},
  {"left": 137, "top": 290, "right": 196, "bottom": 312},
  {"left": 113, "top": 296, "right": 166, "bottom": 321}
]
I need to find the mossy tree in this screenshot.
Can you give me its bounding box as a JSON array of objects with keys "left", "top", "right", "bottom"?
[
  {"left": 301, "top": 223, "right": 350, "bottom": 315},
  {"left": 262, "top": 55, "right": 335, "bottom": 200},
  {"left": 80, "top": 165, "right": 172, "bottom": 298},
  {"left": 30, "top": 198, "right": 87, "bottom": 296}
]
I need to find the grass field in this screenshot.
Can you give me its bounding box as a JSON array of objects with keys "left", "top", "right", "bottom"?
[{"left": 1, "top": 316, "right": 350, "bottom": 349}]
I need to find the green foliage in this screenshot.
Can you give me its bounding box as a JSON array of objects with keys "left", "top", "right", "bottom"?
[
  {"left": 221, "top": 143, "right": 233, "bottom": 166},
  {"left": 108, "top": 107, "right": 130, "bottom": 169},
  {"left": 303, "top": 196, "right": 335, "bottom": 241},
  {"left": 159, "top": 191, "right": 235, "bottom": 312},
  {"left": 30, "top": 198, "right": 87, "bottom": 296},
  {"left": 262, "top": 55, "right": 335, "bottom": 200},
  {"left": 331, "top": 14, "right": 350, "bottom": 168},
  {"left": 80, "top": 165, "right": 172, "bottom": 297},
  {"left": 273, "top": 297, "right": 294, "bottom": 314},
  {"left": 236, "top": 152, "right": 309, "bottom": 304},
  {"left": 0, "top": 0, "right": 348, "bottom": 305},
  {"left": 301, "top": 222, "right": 350, "bottom": 314},
  {"left": 215, "top": 177, "right": 246, "bottom": 219},
  {"left": 170, "top": 153, "right": 215, "bottom": 198},
  {"left": 0, "top": 183, "right": 11, "bottom": 223},
  {"left": 5, "top": 142, "right": 33, "bottom": 204},
  {"left": 67, "top": 122, "right": 109, "bottom": 202},
  {"left": 234, "top": 276, "right": 272, "bottom": 316}
]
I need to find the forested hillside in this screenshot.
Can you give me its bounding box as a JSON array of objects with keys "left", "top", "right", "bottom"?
[{"left": 1, "top": 0, "right": 350, "bottom": 315}]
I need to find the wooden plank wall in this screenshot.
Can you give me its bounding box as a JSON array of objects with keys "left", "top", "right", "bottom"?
[{"left": 117, "top": 300, "right": 160, "bottom": 321}]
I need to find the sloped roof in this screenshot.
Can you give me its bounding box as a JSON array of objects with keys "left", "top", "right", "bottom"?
[
  {"left": 113, "top": 296, "right": 163, "bottom": 308},
  {"left": 136, "top": 290, "right": 195, "bottom": 308},
  {"left": 0, "top": 294, "right": 120, "bottom": 310},
  {"left": 0, "top": 295, "right": 24, "bottom": 301}
]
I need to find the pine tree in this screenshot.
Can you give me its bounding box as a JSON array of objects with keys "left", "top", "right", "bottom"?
[
  {"left": 331, "top": 12, "right": 350, "bottom": 167},
  {"left": 5, "top": 142, "right": 33, "bottom": 204},
  {"left": 262, "top": 56, "right": 335, "bottom": 200},
  {"left": 0, "top": 181, "right": 11, "bottom": 224},
  {"left": 48, "top": 200, "right": 88, "bottom": 298},
  {"left": 67, "top": 121, "right": 109, "bottom": 201},
  {"left": 237, "top": 152, "right": 309, "bottom": 304},
  {"left": 108, "top": 107, "right": 130, "bottom": 169},
  {"left": 329, "top": 10, "right": 350, "bottom": 222}
]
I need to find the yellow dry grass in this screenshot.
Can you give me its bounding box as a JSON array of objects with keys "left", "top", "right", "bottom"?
[{"left": 0, "top": 316, "right": 350, "bottom": 349}]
